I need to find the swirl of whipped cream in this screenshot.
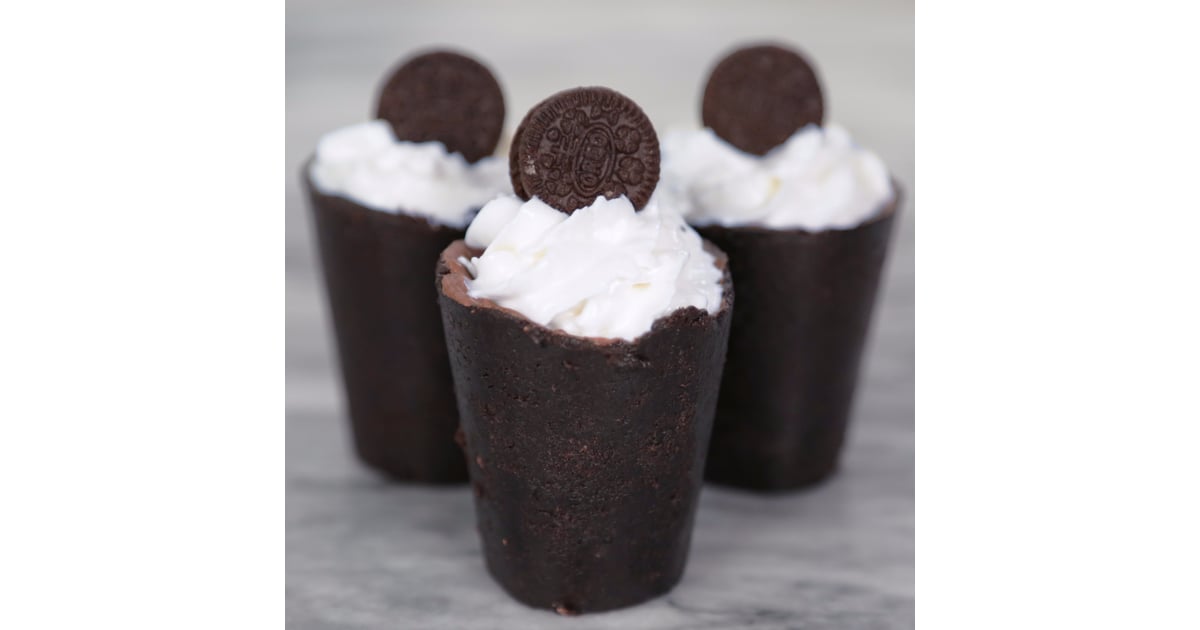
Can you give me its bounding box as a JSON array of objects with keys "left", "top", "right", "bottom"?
[
  {"left": 660, "top": 124, "right": 893, "bottom": 230},
  {"left": 461, "top": 195, "right": 724, "bottom": 341},
  {"left": 308, "top": 120, "right": 510, "bottom": 228}
]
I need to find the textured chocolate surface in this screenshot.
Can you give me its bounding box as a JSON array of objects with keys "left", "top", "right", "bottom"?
[
  {"left": 515, "top": 87, "right": 660, "bottom": 213},
  {"left": 304, "top": 166, "right": 469, "bottom": 483},
  {"left": 702, "top": 44, "right": 824, "bottom": 156},
  {"left": 437, "top": 241, "right": 732, "bottom": 614},
  {"left": 698, "top": 188, "right": 900, "bottom": 491},
  {"left": 376, "top": 50, "right": 505, "bottom": 163},
  {"left": 507, "top": 92, "right": 561, "bottom": 201}
]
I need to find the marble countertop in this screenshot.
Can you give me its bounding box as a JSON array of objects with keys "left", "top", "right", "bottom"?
[{"left": 287, "top": 1, "right": 913, "bottom": 628}]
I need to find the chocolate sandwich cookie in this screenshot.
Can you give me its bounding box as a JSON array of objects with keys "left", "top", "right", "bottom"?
[
  {"left": 437, "top": 241, "right": 732, "bottom": 614},
  {"left": 376, "top": 50, "right": 505, "bottom": 163},
  {"left": 702, "top": 44, "right": 824, "bottom": 156},
  {"left": 513, "top": 87, "right": 660, "bottom": 213}
]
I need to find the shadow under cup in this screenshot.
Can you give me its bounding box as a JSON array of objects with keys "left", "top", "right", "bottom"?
[
  {"left": 696, "top": 187, "right": 901, "bottom": 491},
  {"left": 303, "top": 165, "right": 469, "bottom": 483}
]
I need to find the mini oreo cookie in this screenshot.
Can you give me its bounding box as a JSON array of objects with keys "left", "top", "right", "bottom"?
[
  {"left": 702, "top": 44, "right": 824, "bottom": 156},
  {"left": 514, "top": 87, "right": 660, "bottom": 213},
  {"left": 376, "top": 50, "right": 505, "bottom": 163}
]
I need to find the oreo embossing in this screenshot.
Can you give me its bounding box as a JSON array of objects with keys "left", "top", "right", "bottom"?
[{"left": 513, "top": 87, "right": 660, "bottom": 213}]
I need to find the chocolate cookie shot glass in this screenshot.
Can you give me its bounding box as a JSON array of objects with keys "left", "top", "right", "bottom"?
[
  {"left": 437, "top": 87, "right": 733, "bottom": 614},
  {"left": 659, "top": 43, "right": 900, "bottom": 491},
  {"left": 303, "top": 50, "right": 509, "bottom": 482}
]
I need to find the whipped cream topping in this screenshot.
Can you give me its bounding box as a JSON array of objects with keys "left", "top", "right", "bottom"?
[
  {"left": 660, "top": 124, "right": 893, "bottom": 230},
  {"left": 461, "top": 195, "right": 724, "bottom": 341},
  {"left": 309, "top": 120, "right": 510, "bottom": 228}
]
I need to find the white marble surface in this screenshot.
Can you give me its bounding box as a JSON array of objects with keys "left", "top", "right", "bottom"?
[{"left": 287, "top": 1, "right": 913, "bottom": 628}]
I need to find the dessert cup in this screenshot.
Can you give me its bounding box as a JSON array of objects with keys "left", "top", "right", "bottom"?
[
  {"left": 436, "top": 240, "right": 733, "bottom": 613},
  {"left": 304, "top": 167, "right": 469, "bottom": 483},
  {"left": 697, "top": 186, "right": 901, "bottom": 491}
]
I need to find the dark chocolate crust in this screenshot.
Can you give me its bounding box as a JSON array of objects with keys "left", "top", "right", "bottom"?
[
  {"left": 437, "top": 241, "right": 733, "bottom": 614},
  {"left": 304, "top": 163, "right": 469, "bottom": 483},
  {"left": 697, "top": 186, "right": 901, "bottom": 491},
  {"left": 702, "top": 44, "right": 824, "bottom": 156}
]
